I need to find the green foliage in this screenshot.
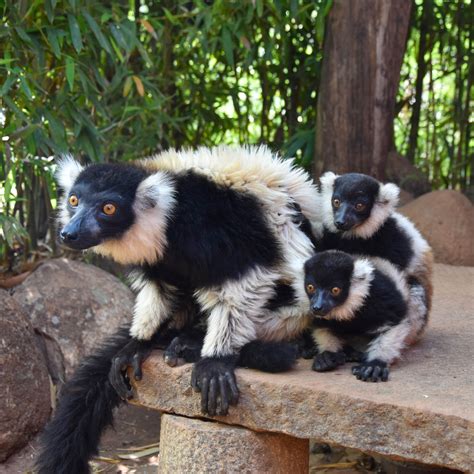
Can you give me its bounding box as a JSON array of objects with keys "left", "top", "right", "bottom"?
[
  {"left": 395, "top": 0, "right": 473, "bottom": 190},
  {"left": 0, "top": 0, "right": 331, "bottom": 265}
]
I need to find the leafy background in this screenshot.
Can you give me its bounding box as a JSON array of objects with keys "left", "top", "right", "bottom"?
[{"left": 0, "top": 0, "right": 472, "bottom": 269}]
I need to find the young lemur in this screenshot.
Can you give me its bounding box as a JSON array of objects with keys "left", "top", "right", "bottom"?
[
  {"left": 305, "top": 250, "right": 426, "bottom": 381},
  {"left": 37, "top": 146, "right": 321, "bottom": 474},
  {"left": 318, "top": 172, "right": 433, "bottom": 320}
]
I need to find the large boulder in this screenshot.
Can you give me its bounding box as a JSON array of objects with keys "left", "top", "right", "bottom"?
[
  {"left": 400, "top": 190, "right": 474, "bottom": 266},
  {"left": 12, "top": 258, "right": 134, "bottom": 378},
  {"left": 386, "top": 151, "right": 431, "bottom": 197},
  {"left": 0, "top": 291, "right": 51, "bottom": 461}
]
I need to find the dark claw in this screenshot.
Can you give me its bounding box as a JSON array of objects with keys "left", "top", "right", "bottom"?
[
  {"left": 352, "top": 359, "right": 389, "bottom": 383},
  {"left": 191, "top": 356, "right": 239, "bottom": 415},
  {"left": 108, "top": 338, "right": 153, "bottom": 400},
  {"left": 225, "top": 371, "right": 239, "bottom": 405},
  {"left": 208, "top": 378, "right": 218, "bottom": 416},
  {"left": 312, "top": 350, "right": 346, "bottom": 372}
]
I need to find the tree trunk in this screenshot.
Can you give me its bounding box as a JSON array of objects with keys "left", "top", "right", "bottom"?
[{"left": 314, "top": 0, "right": 412, "bottom": 180}]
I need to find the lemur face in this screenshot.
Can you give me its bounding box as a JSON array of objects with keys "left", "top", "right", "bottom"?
[
  {"left": 331, "top": 173, "right": 380, "bottom": 231},
  {"left": 304, "top": 250, "right": 354, "bottom": 317},
  {"left": 58, "top": 163, "right": 147, "bottom": 250}
]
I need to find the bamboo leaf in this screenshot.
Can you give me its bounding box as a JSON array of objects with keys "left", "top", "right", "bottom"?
[
  {"left": 132, "top": 75, "right": 145, "bottom": 97},
  {"left": 47, "top": 28, "right": 61, "bottom": 58},
  {"left": 68, "top": 14, "right": 83, "bottom": 53},
  {"left": 82, "top": 10, "right": 112, "bottom": 54},
  {"left": 140, "top": 19, "right": 158, "bottom": 40},
  {"left": 65, "top": 56, "right": 75, "bottom": 91},
  {"left": 221, "top": 27, "right": 234, "bottom": 68},
  {"left": 123, "top": 76, "right": 132, "bottom": 97}
]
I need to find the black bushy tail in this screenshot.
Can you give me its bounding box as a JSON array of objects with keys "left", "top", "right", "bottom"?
[
  {"left": 36, "top": 326, "right": 132, "bottom": 474},
  {"left": 238, "top": 340, "right": 298, "bottom": 373}
]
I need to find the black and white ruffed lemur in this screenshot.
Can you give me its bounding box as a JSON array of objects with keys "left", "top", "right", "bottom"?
[
  {"left": 317, "top": 171, "right": 433, "bottom": 319},
  {"left": 36, "top": 146, "right": 321, "bottom": 473},
  {"left": 304, "top": 250, "right": 428, "bottom": 382}
]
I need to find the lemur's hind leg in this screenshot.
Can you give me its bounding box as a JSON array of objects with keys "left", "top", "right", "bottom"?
[
  {"left": 352, "top": 319, "right": 411, "bottom": 382},
  {"left": 312, "top": 328, "right": 346, "bottom": 372}
]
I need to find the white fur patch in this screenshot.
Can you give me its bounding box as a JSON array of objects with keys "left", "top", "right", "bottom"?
[
  {"left": 392, "top": 212, "right": 431, "bottom": 275},
  {"left": 56, "top": 155, "right": 84, "bottom": 228},
  {"left": 319, "top": 171, "right": 339, "bottom": 233},
  {"left": 129, "top": 275, "right": 175, "bottom": 340},
  {"left": 195, "top": 266, "right": 279, "bottom": 358},
  {"left": 56, "top": 155, "right": 84, "bottom": 191},
  {"left": 141, "top": 145, "right": 324, "bottom": 239},
  {"left": 328, "top": 258, "right": 374, "bottom": 321},
  {"left": 405, "top": 283, "right": 429, "bottom": 344},
  {"left": 366, "top": 319, "right": 411, "bottom": 364},
  {"left": 93, "top": 172, "right": 176, "bottom": 265},
  {"left": 312, "top": 328, "right": 343, "bottom": 352}
]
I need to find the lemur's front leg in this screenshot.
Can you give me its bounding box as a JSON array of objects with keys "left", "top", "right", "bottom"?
[
  {"left": 192, "top": 268, "right": 275, "bottom": 416},
  {"left": 312, "top": 328, "right": 346, "bottom": 372},
  {"left": 352, "top": 321, "right": 411, "bottom": 382},
  {"left": 109, "top": 279, "right": 176, "bottom": 399}
]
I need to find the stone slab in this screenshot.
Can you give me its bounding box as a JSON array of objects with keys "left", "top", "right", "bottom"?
[
  {"left": 132, "top": 264, "right": 474, "bottom": 472},
  {"left": 159, "top": 414, "right": 308, "bottom": 473}
]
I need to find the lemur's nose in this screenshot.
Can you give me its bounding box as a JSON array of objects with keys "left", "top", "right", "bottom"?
[
  {"left": 335, "top": 220, "right": 346, "bottom": 229},
  {"left": 60, "top": 229, "right": 78, "bottom": 242}
]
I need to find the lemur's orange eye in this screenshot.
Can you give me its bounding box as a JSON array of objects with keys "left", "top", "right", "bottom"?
[
  {"left": 69, "top": 195, "right": 79, "bottom": 207},
  {"left": 306, "top": 284, "right": 316, "bottom": 294},
  {"left": 332, "top": 198, "right": 340, "bottom": 208},
  {"left": 331, "top": 287, "right": 341, "bottom": 296},
  {"left": 355, "top": 203, "right": 365, "bottom": 211},
  {"left": 103, "top": 203, "right": 116, "bottom": 215}
]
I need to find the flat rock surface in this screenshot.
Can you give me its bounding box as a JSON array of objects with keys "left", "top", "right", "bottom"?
[{"left": 133, "top": 264, "right": 474, "bottom": 472}]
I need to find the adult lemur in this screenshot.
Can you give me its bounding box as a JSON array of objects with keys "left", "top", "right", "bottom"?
[{"left": 37, "top": 146, "right": 321, "bottom": 473}]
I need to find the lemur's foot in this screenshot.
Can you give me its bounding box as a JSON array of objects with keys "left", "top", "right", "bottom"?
[
  {"left": 312, "top": 350, "right": 346, "bottom": 372},
  {"left": 343, "top": 345, "right": 364, "bottom": 362},
  {"left": 191, "top": 356, "right": 239, "bottom": 416},
  {"left": 163, "top": 335, "right": 203, "bottom": 367},
  {"left": 109, "top": 338, "right": 154, "bottom": 400},
  {"left": 352, "top": 359, "right": 389, "bottom": 382}
]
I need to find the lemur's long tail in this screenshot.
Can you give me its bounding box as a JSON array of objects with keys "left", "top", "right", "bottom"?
[
  {"left": 238, "top": 340, "right": 299, "bottom": 372},
  {"left": 36, "top": 326, "right": 131, "bottom": 474}
]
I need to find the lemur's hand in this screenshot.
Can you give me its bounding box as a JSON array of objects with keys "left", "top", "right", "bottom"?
[
  {"left": 312, "top": 350, "right": 346, "bottom": 372},
  {"left": 191, "top": 356, "right": 239, "bottom": 416},
  {"left": 163, "top": 335, "right": 203, "bottom": 367},
  {"left": 109, "top": 338, "right": 154, "bottom": 400},
  {"left": 352, "top": 359, "right": 389, "bottom": 382}
]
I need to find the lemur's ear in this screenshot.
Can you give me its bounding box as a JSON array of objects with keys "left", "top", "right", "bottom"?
[
  {"left": 352, "top": 258, "right": 374, "bottom": 282},
  {"left": 378, "top": 182, "right": 400, "bottom": 207},
  {"left": 319, "top": 171, "right": 338, "bottom": 190},
  {"left": 56, "top": 155, "right": 84, "bottom": 190},
  {"left": 134, "top": 172, "right": 175, "bottom": 211}
]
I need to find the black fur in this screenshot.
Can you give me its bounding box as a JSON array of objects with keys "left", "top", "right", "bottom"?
[
  {"left": 36, "top": 327, "right": 131, "bottom": 474},
  {"left": 142, "top": 171, "right": 281, "bottom": 289},
  {"left": 238, "top": 341, "right": 298, "bottom": 373},
  {"left": 265, "top": 281, "right": 296, "bottom": 310},
  {"left": 319, "top": 217, "right": 414, "bottom": 270}
]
